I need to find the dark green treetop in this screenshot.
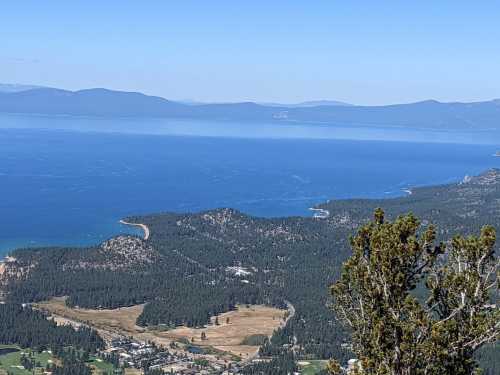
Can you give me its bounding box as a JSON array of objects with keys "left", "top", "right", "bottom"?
[{"left": 330, "top": 209, "right": 499, "bottom": 375}]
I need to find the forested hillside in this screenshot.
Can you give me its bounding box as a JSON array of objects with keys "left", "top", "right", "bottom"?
[
  {"left": 0, "top": 303, "right": 104, "bottom": 375},
  {"left": 0, "top": 303, "right": 104, "bottom": 352},
  {"left": 1, "top": 169, "right": 499, "bottom": 371}
]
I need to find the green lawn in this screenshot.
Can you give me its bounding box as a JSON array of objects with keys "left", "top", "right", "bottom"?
[
  {"left": 298, "top": 360, "right": 328, "bottom": 375},
  {"left": 0, "top": 346, "right": 117, "bottom": 375},
  {"left": 88, "top": 356, "right": 116, "bottom": 374},
  {"left": 0, "top": 346, "right": 55, "bottom": 375}
]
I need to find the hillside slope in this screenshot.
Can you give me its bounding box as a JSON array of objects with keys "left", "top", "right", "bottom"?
[{"left": 1, "top": 169, "right": 499, "bottom": 363}]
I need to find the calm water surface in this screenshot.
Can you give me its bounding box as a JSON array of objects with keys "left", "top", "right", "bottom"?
[{"left": 1, "top": 114, "right": 499, "bottom": 255}]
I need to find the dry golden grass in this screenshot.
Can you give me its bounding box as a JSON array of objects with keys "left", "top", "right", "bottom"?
[
  {"left": 35, "top": 297, "right": 146, "bottom": 343},
  {"left": 35, "top": 298, "right": 286, "bottom": 359},
  {"left": 159, "top": 305, "right": 286, "bottom": 358},
  {"left": 36, "top": 297, "right": 145, "bottom": 333}
]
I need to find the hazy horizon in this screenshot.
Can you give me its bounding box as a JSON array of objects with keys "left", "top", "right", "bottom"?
[
  {"left": 2, "top": 1, "right": 500, "bottom": 105},
  {"left": 2, "top": 82, "right": 500, "bottom": 107}
]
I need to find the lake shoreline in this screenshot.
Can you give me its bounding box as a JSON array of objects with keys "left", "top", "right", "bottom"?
[
  {"left": 119, "top": 220, "right": 150, "bottom": 240},
  {"left": 1, "top": 126, "right": 498, "bottom": 256},
  {"left": 309, "top": 207, "right": 330, "bottom": 219}
]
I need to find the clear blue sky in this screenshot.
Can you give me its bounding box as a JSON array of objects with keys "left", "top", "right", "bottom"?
[{"left": 2, "top": 1, "right": 499, "bottom": 105}]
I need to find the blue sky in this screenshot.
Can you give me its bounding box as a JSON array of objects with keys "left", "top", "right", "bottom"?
[{"left": 1, "top": 1, "right": 499, "bottom": 105}]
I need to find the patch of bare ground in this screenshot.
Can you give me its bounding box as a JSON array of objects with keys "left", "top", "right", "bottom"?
[
  {"left": 35, "top": 297, "right": 147, "bottom": 344},
  {"left": 35, "top": 298, "right": 287, "bottom": 360},
  {"left": 160, "top": 305, "right": 287, "bottom": 359}
]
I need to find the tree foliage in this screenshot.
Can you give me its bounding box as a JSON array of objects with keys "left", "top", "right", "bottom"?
[
  {"left": 0, "top": 303, "right": 104, "bottom": 353},
  {"left": 330, "top": 209, "right": 499, "bottom": 374},
  {"left": 3, "top": 170, "right": 500, "bottom": 370}
]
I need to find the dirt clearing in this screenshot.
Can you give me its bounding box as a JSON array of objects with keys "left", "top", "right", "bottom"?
[
  {"left": 35, "top": 298, "right": 287, "bottom": 359},
  {"left": 160, "top": 305, "right": 287, "bottom": 358}
]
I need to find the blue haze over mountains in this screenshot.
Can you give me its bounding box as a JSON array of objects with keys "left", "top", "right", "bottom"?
[{"left": 1, "top": 85, "right": 500, "bottom": 130}]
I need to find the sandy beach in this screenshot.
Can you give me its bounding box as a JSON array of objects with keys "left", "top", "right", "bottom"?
[
  {"left": 309, "top": 207, "right": 330, "bottom": 219},
  {"left": 119, "top": 220, "right": 150, "bottom": 240}
]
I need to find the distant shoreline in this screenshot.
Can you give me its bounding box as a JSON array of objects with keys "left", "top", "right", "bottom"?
[
  {"left": 119, "top": 220, "right": 150, "bottom": 240},
  {"left": 309, "top": 207, "right": 330, "bottom": 219}
]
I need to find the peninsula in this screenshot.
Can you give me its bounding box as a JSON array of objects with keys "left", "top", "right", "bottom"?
[
  {"left": 1, "top": 169, "right": 499, "bottom": 373},
  {"left": 119, "top": 219, "right": 150, "bottom": 240}
]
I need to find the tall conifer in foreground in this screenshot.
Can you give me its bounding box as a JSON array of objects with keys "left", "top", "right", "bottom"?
[{"left": 330, "top": 209, "right": 499, "bottom": 375}]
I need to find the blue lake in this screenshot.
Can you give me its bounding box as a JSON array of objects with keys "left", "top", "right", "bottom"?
[{"left": 1, "top": 114, "right": 499, "bottom": 255}]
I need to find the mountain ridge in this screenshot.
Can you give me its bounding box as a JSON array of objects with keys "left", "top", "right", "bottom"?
[
  {"left": 0, "top": 83, "right": 46, "bottom": 93},
  {"left": 2, "top": 87, "right": 500, "bottom": 130}
]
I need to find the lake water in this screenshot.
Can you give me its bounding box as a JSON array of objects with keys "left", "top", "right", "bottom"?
[
  {"left": 1, "top": 114, "right": 499, "bottom": 255},
  {"left": 0, "top": 347, "right": 20, "bottom": 356}
]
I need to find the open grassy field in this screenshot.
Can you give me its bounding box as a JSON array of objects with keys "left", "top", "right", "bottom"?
[
  {"left": 162, "top": 305, "right": 287, "bottom": 359},
  {"left": 35, "top": 298, "right": 287, "bottom": 359},
  {"left": 0, "top": 344, "right": 117, "bottom": 375},
  {"left": 88, "top": 356, "right": 116, "bottom": 374},
  {"left": 35, "top": 297, "right": 146, "bottom": 345},
  {"left": 0, "top": 345, "right": 55, "bottom": 375},
  {"left": 36, "top": 297, "right": 145, "bottom": 335},
  {"left": 298, "top": 360, "right": 329, "bottom": 375}
]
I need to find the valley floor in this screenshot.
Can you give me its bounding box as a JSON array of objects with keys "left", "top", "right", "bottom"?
[{"left": 35, "top": 298, "right": 288, "bottom": 362}]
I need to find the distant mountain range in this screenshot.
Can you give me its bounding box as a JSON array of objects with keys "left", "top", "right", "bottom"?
[
  {"left": 0, "top": 83, "right": 46, "bottom": 93},
  {"left": 179, "top": 99, "right": 353, "bottom": 107},
  {"left": 1, "top": 85, "right": 500, "bottom": 130},
  {"left": 257, "top": 100, "right": 353, "bottom": 108}
]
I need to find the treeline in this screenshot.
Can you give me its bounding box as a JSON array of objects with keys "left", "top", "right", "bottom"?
[
  {"left": 3, "top": 171, "right": 500, "bottom": 369},
  {"left": 5, "top": 246, "right": 281, "bottom": 328},
  {"left": 0, "top": 207, "right": 382, "bottom": 363},
  {"left": 15, "top": 350, "right": 94, "bottom": 375},
  {"left": 49, "top": 349, "right": 92, "bottom": 375},
  {"left": 241, "top": 352, "right": 298, "bottom": 375},
  {"left": 0, "top": 303, "right": 104, "bottom": 353},
  {"left": 138, "top": 280, "right": 281, "bottom": 327},
  {"left": 0, "top": 303, "right": 105, "bottom": 375},
  {"left": 132, "top": 209, "right": 355, "bottom": 361}
]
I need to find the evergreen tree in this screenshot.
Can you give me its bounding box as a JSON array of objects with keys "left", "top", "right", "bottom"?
[{"left": 330, "top": 209, "right": 499, "bottom": 374}]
